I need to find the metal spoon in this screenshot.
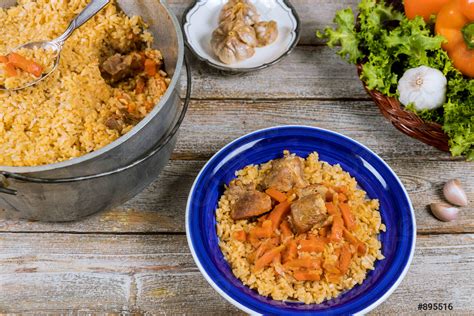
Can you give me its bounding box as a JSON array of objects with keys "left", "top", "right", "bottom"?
[{"left": 1, "top": 0, "right": 110, "bottom": 91}]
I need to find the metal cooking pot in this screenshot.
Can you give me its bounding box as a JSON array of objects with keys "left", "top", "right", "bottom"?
[{"left": 0, "top": 0, "right": 190, "bottom": 221}]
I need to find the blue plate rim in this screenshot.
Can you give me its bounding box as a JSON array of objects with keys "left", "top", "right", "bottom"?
[{"left": 185, "top": 125, "right": 416, "bottom": 315}]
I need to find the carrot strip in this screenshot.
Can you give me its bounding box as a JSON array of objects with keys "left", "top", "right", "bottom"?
[
  {"left": 250, "top": 219, "right": 273, "bottom": 239},
  {"left": 4, "top": 63, "right": 17, "bottom": 77},
  {"left": 318, "top": 226, "right": 328, "bottom": 237},
  {"left": 343, "top": 228, "right": 367, "bottom": 255},
  {"left": 340, "top": 203, "right": 356, "bottom": 230},
  {"left": 8, "top": 52, "right": 43, "bottom": 77},
  {"left": 279, "top": 219, "right": 293, "bottom": 241},
  {"left": 267, "top": 201, "right": 291, "bottom": 230},
  {"left": 144, "top": 58, "right": 157, "bottom": 76},
  {"left": 293, "top": 270, "right": 322, "bottom": 281},
  {"left": 330, "top": 215, "right": 344, "bottom": 242},
  {"left": 298, "top": 238, "right": 326, "bottom": 253},
  {"left": 253, "top": 245, "right": 285, "bottom": 272},
  {"left": 265, "top": 187, "right": 287, "bottom": 203},
  {"left": 338, "top": 244, "right": 352, "bottom": 274},
  {"left": 232, "top": 230, "right": 247, "bottom": 242},
  {"left": 0, "top": 56, "right": 8, "bottom": 63},
  {"left": 323, "top": 262, "right": 341, "bottom": 274},
  {"left": 284, "top": 257, "right": 321, "bottom": 270},
  {"left": 335, "top": 185, "right": 349, "bottom": 194},
  {"left": 282, "top": 239, "right": 297, "bottom": 263},
  {"left": 272, "top": 253, "right": 281, "bottom": 265},
  {"left": 338, "top": 192, "right": 348, "bottom": 202},
  {"left": 325, "top": 273, "right": 341, "bottom": 283},
  {"left": 325, "top": 202, "right": 337, "bottom": 215}
]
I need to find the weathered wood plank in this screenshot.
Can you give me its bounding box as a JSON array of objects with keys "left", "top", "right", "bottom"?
[
  {"left": 1, "top": 157, "right": 472, "bottom": 234},
  {"left": 174, "top": 100, "right": 452, "bottom": 159},
  {"left": 168, "top": 0, "right": 358, "bottom": 46},
  {"left": 180, "top": 46, "right": 367, "bottom": 100},
  {"left": 1, "top": 100, "right": 472, "bottom": 234},
  {"left": 0, "top": 233, "right": 472, "bottom": 314}
]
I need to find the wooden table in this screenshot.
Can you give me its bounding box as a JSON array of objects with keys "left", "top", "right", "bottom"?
[{"left": 1, "top": 1, "right": 473, "bottom": 314}]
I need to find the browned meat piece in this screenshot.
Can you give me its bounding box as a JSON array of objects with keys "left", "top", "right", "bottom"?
[
  {"left": 296, "top": 184, "right": 328, "bottom": 199},
  {"left": 290, "top": 194, "right": 328, "bottom": 233},
  {"left": 104, "top": 115, "right": 124, "bottom": 132},
  {"left": 262, "top": 156, "right": 307, "bottom": 192},
  {"left": 100, "top": 52, "right": 145, "bottom": 84},
  {"left": 228, "top": 182, "right": 272, "bottom": 220}
]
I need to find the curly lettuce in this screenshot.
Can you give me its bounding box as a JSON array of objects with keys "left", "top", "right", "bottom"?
[{"left": 317, "top": 0, "right": 473, "bottom": 160}]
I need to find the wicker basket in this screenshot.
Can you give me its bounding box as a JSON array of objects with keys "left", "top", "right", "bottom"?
[
  {"left": 356, "top": 65, "right": 450, "bottom": 152},
  {"left": 355, "top": 1, "right": 451, "bottom": 153}
]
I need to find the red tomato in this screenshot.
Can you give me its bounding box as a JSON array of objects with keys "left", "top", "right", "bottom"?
[{"left": 404, "top": 0, "right": 451, "bottom": 21}]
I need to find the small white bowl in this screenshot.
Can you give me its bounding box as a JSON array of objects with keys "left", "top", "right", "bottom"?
[{"left": 182, "top": 0, "right": 301, "bottom": 72}]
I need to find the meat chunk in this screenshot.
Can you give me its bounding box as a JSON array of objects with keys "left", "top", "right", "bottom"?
[
  {"left": 228, "top": 182, "right": 272, "bottom": 220},
  {"left": 100, "top": 52, "right": 145, "bottom": 84},
  {"left": 262, "top": 155, "right": 307, "bottom": 192},
  {"left": 104, "top": 115, "right": 124, "bottom": 132},
  {"left": 290, "top": 194, "right": 328, "bottom": 233},
  {"left": 296, "top": 184, "right": 328, "bottom": 199}
]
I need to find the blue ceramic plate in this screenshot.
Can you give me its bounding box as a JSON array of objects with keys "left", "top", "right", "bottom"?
[{"left": 186, "top": 126, "right": 416, "bottom": 315}]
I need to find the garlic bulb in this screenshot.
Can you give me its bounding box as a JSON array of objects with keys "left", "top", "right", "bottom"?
[
  {"left": 219, "top": 0, "right": 260, "bottom": 26},
  {"left": 397, "top": 66, "right": 447, "bottom": 110},
  {"left": 211, "top": 20, "right": 257, "bottom": 64},
  {"left": 443, "top": 179, "right": 468, "bottom": 206},
  {"left": 430, "top": 203, "right": 459, "bottom": 222},
  {"left": 254, "top": 21, "right": 279, "bottom": 47}
]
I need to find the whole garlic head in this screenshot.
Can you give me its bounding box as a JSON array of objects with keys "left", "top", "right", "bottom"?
[
  {"left": 211, "top": 20, "right": 257, "bottom": 64},
  {"left": 397, "top": 66, "right": 447, "bottom": 111},
  {"left": 254, "top": 20, "right": 279, "bottom": 47},
  {"left": 219, "top": 0, "right": 260, "bottom": 26}
]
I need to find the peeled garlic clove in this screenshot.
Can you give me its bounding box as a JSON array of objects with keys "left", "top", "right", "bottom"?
[
  {"left": 443, "top": 179, "right": 468, "bottom": 207},
  {"left": 430, "top": 203, "right": 459, "bottom": 222}
]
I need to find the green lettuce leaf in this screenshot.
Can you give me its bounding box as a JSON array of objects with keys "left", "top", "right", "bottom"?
[{"left": 318, "top": 0, "right": 474, "bottom": 159}]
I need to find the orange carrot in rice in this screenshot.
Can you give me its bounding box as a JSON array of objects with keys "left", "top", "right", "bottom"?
[
  {"left": 232, "top": 230, "right": 247, "bottom": 242},
  {"left": 280, "top": 219, "right": 293, "bottom": 241},
  {"left": 8, "top": 52, "right": 43, "bottom": 77},
  {"left": 272, "top": 253, "right": 282, "bottom": 265},
  {"left": 298, "top": 238, "right": 326, "bottom": 253},
  {"left": 338, "top": 192, "right": 348, "bottom": 202},
  {"left": 250, "top": 219, "right": 273, "bottom": 239},
  {"left": 282, "top": 239, "right": 297, "bottom": 263},
  {"left": 284, "top": 257, "right": 321, "bottom": 270},
  {"left": 265, "top": 187, "right": 287, "bottom": 203},
  {"left": 253, "top": 245, "right": 285, "bottom": 272},
  {"left": 325, "top": 202, "right": 337, "bottom": 215},
  {"left": 4, "top": 63, "right": 17, "bottom": 77},
  {"left": 267, "top": 201, "right": 291, "bottom": 230},
  {"left": 144, "top": 58, "right": 157, "bottom": 76},
  {"left": 325, "top": 273, "right": 341, "bottom": 283},
  {"left": 335, "top": 185, "right": 349, "bottom": 194},
  {"left": 343, "top": 228, "right": 367, "bottom": 255},
  {"left": 318, "top": 226, "right": 328, "bottom": 237},
  {"left": 340, "top": 202, "right": 356, "bottom": 230},
  {"left": 330, "top": 215, "right": 344, "bottom": 242},
  {"left": 338, "top": 244, "right": 352, "bottom": 274},
  {"left": 293, "top": 270, "right": 322, "bottom": 281},
  {"left": 0, "top": 56, "right": 8, "bottom": 63},
  {"left": 323, "top": 262, "right": 341, "bottom": 275}
]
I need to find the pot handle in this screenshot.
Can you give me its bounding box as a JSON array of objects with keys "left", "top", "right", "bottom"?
[{"left": 0, "top": 56, "right": 192, "bottom": 195}]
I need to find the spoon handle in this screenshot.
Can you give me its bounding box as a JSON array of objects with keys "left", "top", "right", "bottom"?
[{"left": 52, "top": 0, "right": 111, "bottom": 46}]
